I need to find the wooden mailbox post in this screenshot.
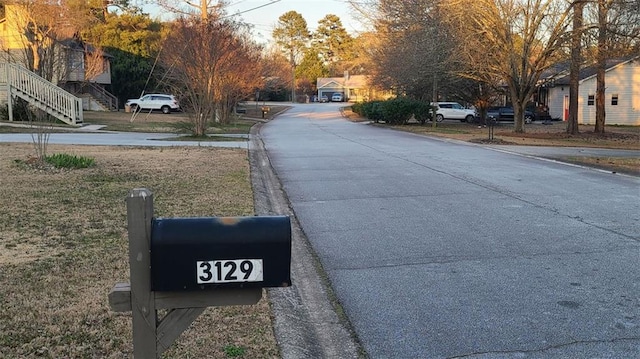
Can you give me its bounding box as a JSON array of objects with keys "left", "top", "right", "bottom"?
[{"left": 109, "top": 188, "right": 291, "bottom": 357}]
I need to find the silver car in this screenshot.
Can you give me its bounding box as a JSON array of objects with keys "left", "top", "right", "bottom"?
[
  {"left": 432, "top": 102, "right": 476, "bottom": 122},
  {"left": 125, "top": 94, "right": 180, "bottom": 114}
]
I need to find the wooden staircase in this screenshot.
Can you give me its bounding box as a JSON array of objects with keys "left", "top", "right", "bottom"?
[{"left": 0, "top": 63, "right": 83, "bottom": 126}]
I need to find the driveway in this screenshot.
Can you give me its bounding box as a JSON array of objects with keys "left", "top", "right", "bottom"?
[{"left": 259, "top": 103, "right": 640, "bottom": 358}]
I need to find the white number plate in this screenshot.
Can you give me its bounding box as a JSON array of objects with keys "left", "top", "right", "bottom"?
[{"left": 196, "top": 259, "right": 264, "bottom": 284}]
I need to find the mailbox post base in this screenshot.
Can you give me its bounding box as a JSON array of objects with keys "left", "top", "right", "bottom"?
[
  {"left": 109, "top": 283, "right": 262, "bottom": 312},
  {"left": 109, "top": 279, "right": 262, "bottom": 356}
]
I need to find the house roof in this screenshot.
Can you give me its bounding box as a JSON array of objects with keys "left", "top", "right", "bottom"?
[
  {"left": 58, "top": 39, "right": 114, "bottom": 58},
  {"left": 539, "top": 61, "right": 571, "bottom": 82},
  {"left": 554, "top": 55, "right": 639, "bottom": 85},
  {"left": 317, "top": 75, "right": 369, "bottom": 89}
]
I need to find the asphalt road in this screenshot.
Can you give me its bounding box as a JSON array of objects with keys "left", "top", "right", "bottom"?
[{"left": 259, "top": 103, "right": 640, "bottom": 358}]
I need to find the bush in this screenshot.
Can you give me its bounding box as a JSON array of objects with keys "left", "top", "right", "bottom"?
[
  {"left": 379, "top": 97, "right": 416, "bottom": 125},
  {"left": 0, "top": 99, "right": 33, "bottom": 121},
  {"left": 45, "top": 153, "right": 96, "bottom": 169},
  {"left": 356, "top": 98, "right": 432, "bottom": 125},
  {"left": 413, "top": 101, "right": 434, "bottom": 125},
  {"left": 362, "top": 101, "right": 385, "bottom": 123},
  {"left": 351, "top": 102, "right": 364, "bottom": 116}
]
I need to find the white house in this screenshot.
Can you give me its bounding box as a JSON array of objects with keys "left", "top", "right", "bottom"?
[{"left": 547, "top": 56, "right": 639, "bottom": 126}]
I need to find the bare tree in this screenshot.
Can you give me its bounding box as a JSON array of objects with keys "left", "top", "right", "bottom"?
[
  {"left": 443, "top": 0, "right": 573, "bottom": 133},
  {"left": 2, "top": 2, "right": 79, "bottom": 163},
  {"left": 156, "top": 0, "right": 227, "bottom": 20},
  {"left": 591, "top": 0, "right": 639, "bottom": 133},
  {"left": 365, "top": 0, "right": 452, "bottom": 101},
  {"left": 259, "top": 47, "right": 292, "bottom": 100},
  {"left": 215, "top": 32, "right": 263, "bottom": 124},
  {"left": 568, "top": 0, "right": 585, "bottom": 135},
  {"left": 160, "top": 15, "right": 260, "bottom": 135},
  {"left": 3, "top": 2, "right": 75, "bottom": 81}
]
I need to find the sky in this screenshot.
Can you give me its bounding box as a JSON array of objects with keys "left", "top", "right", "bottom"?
[{"left": 142, "top": 0, "right": 363, "bottom": 44}]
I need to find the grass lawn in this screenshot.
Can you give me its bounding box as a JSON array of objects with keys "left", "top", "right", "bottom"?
[
  {"left": 0, "top": 143, "right": 279, "bottom": 358},
  {"left": 81, "top": 107, "right": 288, "bottom": 134},
  {"left": 342, "top": 108, "right": 639, "bottom": 176}
]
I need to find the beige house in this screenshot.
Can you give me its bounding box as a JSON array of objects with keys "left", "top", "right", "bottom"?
[
  {"left": 0, "top": 4, "right": 116, "bottom": 116},
  {"left": 317, "top": 74, "right": 393, "bottom": 102},
  {"left": 546, "top": 56, "right": 639, "bottom": 126}
]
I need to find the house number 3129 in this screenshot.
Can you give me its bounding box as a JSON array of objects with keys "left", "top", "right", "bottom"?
[{"left": 196, "top": 259, "right": 264, "bottom": 284}]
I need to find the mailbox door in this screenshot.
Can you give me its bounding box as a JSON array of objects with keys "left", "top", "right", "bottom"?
[{"left": 151, "top": 216, "right": 291, "bottom": 291}]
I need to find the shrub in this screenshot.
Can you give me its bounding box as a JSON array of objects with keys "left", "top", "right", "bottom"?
[
  {"left": 45, "top": 153, "right": 96, "bottom": 169},
  {"left": 413, "top": 101, "right": 434, "bottom": 125},
  {"left": 0, "top": 99, "right": 33, "bottom": 121},
  {"left": 362, "top": 101, "right": 385, "bottom": 123},
  {"left": 351, "top": 102, "right": 364, "bottom": 116},
  {"left": 379, "top": 97, "right": 416, "bottom": 125}
]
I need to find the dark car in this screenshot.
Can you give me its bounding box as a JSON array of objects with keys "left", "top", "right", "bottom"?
[
  {"left": 487, "top": 106, "right": 536, "bottom": 124},
  {"left": 527, "top": 105, "right": 553, "bottom": 122}
]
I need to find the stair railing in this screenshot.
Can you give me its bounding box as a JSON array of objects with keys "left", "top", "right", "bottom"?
[{"left": 0, "top": 63, "right": 83, "bottom": 125}]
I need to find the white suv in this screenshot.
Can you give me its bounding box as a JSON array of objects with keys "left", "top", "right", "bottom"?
[
  {"left": 125, "top": 94, "right": 180, "bottom": 114},
  {"left": 432, "top": 102, "right": 476, "bottom": 122}
]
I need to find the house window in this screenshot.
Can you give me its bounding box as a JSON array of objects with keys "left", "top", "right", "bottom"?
[
  {"left": 611, "top": 94, "right": 618, "bottom": 106},
  {"left": 587, "top": 95, "right": 595, "bottom": 106}
]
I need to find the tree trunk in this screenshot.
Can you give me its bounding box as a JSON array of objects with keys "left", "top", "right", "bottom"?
[
  {"left": 30, "top": 43, "right": 41, "bottom": 73},
  {"left": 513, "top": 100, "right": 525, "bottom": 133},
  {"left": 567, "top": 0, "right": 583, "bottom": 135},
  {"left": 595, "top": 0, "right": 608, "bottom": 133}
]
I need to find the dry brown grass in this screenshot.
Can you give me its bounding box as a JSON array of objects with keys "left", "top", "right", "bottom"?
[{"left": 0, "top": 143, "right": 278, "bottom": 358}]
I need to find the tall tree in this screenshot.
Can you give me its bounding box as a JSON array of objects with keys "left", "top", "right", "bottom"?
[
  {"left": 443, "top": 0, "right": 572, "bottom": 133},
  {"left": 82, "top": 11, "right": 164, "bottom": 105},
  {"left": 347, "top": 32, "right": 376, "bottom": 75},
  {"left": 312, "top": 14, "right": 355, "bottom": 76},
  {"left": 593, "top": 0, "right": 639, "bottom": 133},
  {"left": 272, "top": 11, "right": 310, "bottom": 102},
  {"left": 296, "top": 48, "right": 329, "bottom": 95}
]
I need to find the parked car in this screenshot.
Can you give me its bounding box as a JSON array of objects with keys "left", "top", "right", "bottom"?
[
  {"left": 527, "top": 104, "right": 553, "bottom": 122},
  {"left": 487, "top": 106, "right": 535, "bottom": 124},
  {"left": 331, "top": 93, "right": 343, "bottom": 102},
  {"left": 319, "top": 95, "right": 329, "bottom": 103},
  {"left": 432, "top": 102, "right": 476, "bottom": 122},
  {"left": 125, "top": 94, "right": 180, "bottom": 114}
]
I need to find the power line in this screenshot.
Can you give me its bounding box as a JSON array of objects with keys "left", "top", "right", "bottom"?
[{"left": 224, "top": 0, "right": 282, "bottom": 18}]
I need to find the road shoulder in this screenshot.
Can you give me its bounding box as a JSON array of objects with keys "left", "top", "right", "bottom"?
[{"left": 249, "top": 121, "right": 363, "bottom": 359}]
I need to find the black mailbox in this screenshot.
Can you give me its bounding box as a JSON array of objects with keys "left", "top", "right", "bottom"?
[{"left": 150, "top": 216, "right": 291, "bottom": 291}]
